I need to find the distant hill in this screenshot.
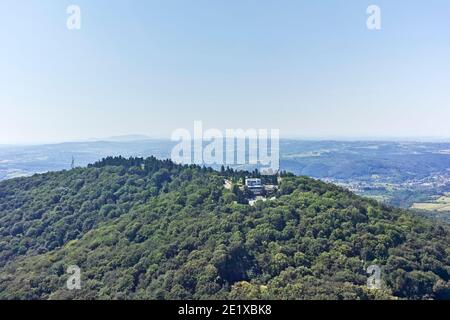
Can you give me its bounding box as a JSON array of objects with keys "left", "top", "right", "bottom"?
[
  {"left": 93, "top": 134, "right": 153, "bottom": 142},
  {"left": 0, "top": 157, "right": 448, "bottom": 300}
]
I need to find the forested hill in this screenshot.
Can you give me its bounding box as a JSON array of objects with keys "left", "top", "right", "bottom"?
[{"left": 0, "top": 157, "right": 448, "bottom": 300}]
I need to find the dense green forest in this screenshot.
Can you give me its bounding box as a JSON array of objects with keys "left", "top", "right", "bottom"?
[{"left": 0, "top": 157, "right": 448, "bottom": 300}]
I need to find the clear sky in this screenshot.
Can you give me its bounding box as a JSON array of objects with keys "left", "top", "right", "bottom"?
[{"left": 1, "top": 0, "right": 449, "bottom": 144}]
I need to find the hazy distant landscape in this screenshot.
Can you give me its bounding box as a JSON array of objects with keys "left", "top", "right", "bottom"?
[
  {"left": 0, "top": 137, "right": 173, "bottom": 181},
  {"left": 2, "top": 0, "right": 450, "bottom": 303},
  {"left": 1, "top": 138, "right": 449, "bottom": 221}
]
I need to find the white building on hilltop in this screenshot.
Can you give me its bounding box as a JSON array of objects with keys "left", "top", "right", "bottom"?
[
  {"left": 245, "top": 178, "right": 263, "bottom": 195},
  {"left": 245, "top": 178, "right": 262, "bottom": 187}
]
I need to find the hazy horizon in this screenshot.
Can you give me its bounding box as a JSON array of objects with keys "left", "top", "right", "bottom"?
[
  {"left": 1, "top": 0, "right": 450, "bottom": 144},
  {"left": 1, "top": 133, "right": 450, "bottom": 148}
]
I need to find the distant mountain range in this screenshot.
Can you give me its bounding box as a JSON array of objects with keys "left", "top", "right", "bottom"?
[{"left": 89, "top": 134, "right": 153, "bottom": 142}]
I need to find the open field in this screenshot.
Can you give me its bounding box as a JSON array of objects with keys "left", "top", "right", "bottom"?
[{"left": 412, "top": 196, "right": 450, "bottom": 212}]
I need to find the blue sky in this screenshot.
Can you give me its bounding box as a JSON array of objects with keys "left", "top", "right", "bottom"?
[{"left": 0, "top": 0, "right": 449, "bottom": 144}]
